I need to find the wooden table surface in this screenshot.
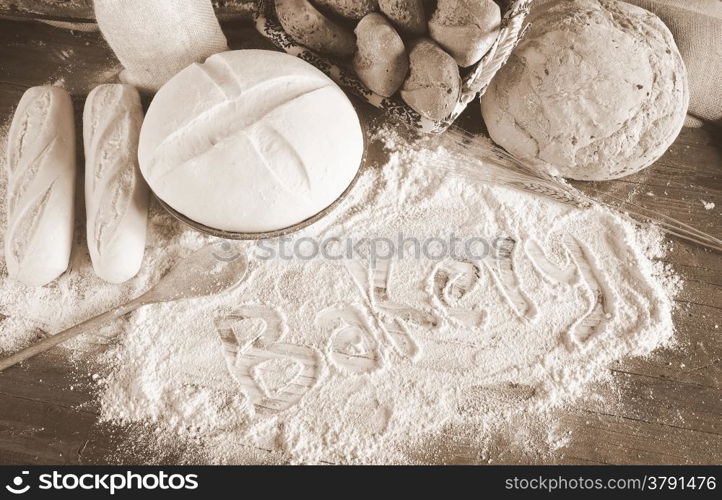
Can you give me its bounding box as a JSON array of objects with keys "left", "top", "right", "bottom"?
[{"left": 0, "top": 17, "right": 720, "bottom": 465}]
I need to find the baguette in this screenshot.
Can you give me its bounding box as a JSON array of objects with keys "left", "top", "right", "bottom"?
[
  {"left": 83, "top": 84, "right": 149, "bottom": 283},
  {"left": 5, "top": 86, "right": 76, "bottom": 286},
  {"left": 353, "top": 13, "right": 409, "bottom": 97},
  {"left": 275, "top": 0, "right": 356, "bottom": 58}
]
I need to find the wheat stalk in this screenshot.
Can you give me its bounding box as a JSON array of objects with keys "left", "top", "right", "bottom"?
[{"left": 428, "top": 128, "right": 722, "bottom": 253}]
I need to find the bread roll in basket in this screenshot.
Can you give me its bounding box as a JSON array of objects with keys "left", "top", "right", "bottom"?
[{"left": 254, "top": 0, "right": 532, "bottom": 133}]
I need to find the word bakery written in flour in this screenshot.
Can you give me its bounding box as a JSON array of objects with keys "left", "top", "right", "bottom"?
[{"left": 215, "top": 233, "right": 612, "bottom": 418}]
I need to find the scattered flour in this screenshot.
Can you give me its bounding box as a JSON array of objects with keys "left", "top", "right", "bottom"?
[{"left": 0, "top": 122, "right": 679, "bottom": 464}]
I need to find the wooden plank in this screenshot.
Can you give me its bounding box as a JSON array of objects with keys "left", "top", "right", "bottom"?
[
  {"left": 557, "top": 411, "right": 722, "bottom": 465},
  {"left": 0, "top": 351, "right": 100, "bottom": 464}
]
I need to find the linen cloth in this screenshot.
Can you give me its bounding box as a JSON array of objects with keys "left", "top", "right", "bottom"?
[
  {"left": 93, "top": 0, "right": 228, "bottom": 92},
  {"left": 624, "top": 0, "right": 722, "bottom": 127}
]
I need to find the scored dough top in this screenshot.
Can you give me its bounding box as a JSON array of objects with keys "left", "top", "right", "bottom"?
[
  {"left": 481, "top": 0, "right": 689, "bottom": 181},
  {"left": 139, "top": 50, "right": 364, "bottom": 233}
]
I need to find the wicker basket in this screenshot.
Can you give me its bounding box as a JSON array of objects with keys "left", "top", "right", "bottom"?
[{"left": 254, "top": 0, "right": 532, "bottom": 133}]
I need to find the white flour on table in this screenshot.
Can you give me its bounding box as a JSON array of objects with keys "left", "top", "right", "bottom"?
[{"left": 0, "top": 123, "right": 679, "bottom": 464}]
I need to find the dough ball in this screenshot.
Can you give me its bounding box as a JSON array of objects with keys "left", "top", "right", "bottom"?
[
  {"left": 139, "top": 50, "right": 364, "bottom": 233},
  {"left": 481, "top": 0, "right": 689, "bottom": 181}
]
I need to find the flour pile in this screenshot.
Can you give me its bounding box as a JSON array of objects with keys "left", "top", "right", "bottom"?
[{"left": 0, "top": 123, "right": 678, "bottom": 464}]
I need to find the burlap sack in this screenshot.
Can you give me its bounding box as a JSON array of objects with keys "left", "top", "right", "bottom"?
[
  {"left": 624, "top": 0, "right": 722, "bottom": 127},
  {"left": 93, "top": 0, "right": 228, "bottom": 92}
]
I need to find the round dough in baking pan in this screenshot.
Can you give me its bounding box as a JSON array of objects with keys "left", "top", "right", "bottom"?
[
  {"left": 138, "top": 50, "right": 364, "bottom": 233},
  {"left": 481, "top": 0, "right": 689, "bottom": 181}
]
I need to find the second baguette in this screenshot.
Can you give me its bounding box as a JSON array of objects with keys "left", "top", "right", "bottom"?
[{"left": 84, "top": 84, "right": 149, "bottom": 284}]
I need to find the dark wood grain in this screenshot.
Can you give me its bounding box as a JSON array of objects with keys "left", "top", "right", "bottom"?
[{"left": 0, "top": 17, "right": 720, "bottom": 465}]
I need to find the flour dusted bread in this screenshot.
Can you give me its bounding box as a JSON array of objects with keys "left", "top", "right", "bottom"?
[
  {"left": 5, "top": 86, "right": 76, "bottom": 286},
  {"left": 84, "top": 84, "right": 149, "bottom": 284},
  {"left": 353, "top": 13, "right": 409, "bottom": 97},
  {"left": 429, "top": 0, "right": 501, "bottom": 67},
  {"left": 138, "top": 50, "right": 363, "bottom": 233},
  {"left": 400, "top": 39, "right": 461, "bottom": 121},
  {"left": 275, "top": 0, "right": 355, "bottom": 57},
  {"left": 481, "top": 0, "right": 689, "bottom": 181}
]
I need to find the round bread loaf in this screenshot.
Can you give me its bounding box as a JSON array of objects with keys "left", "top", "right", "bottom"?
[
  {"left": 138, "top": 50, "right": 363, "bottom": 233},
  {"left": 480, "top": 0, "right": 689, "bottom": 181}
]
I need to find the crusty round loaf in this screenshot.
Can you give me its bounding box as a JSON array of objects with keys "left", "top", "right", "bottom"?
[
  {"left": 480, "top": 0, "right": 689, "bottom": 181},
  {"left": 138, "top": 50, "right": 363, "bottom": 233},
  {"left": 353, "top": 13, "right": 409, "bottom": 97}
]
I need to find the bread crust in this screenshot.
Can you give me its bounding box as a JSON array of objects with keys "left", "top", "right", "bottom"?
[{"left": 481, "top": 0, "right": 689, "bottom": 181}]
